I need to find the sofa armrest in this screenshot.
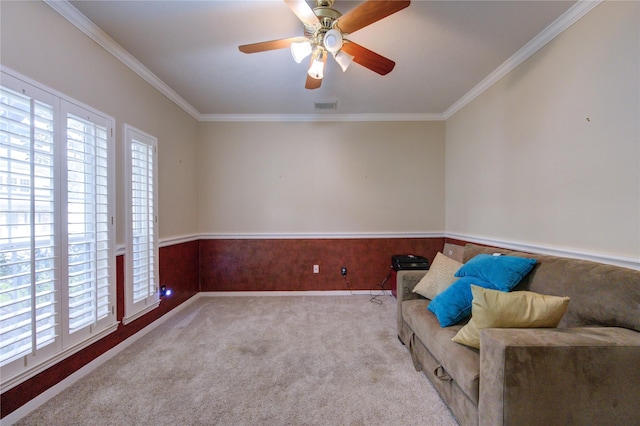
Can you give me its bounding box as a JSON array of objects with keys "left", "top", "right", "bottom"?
[
  {"left": 396, "top": 270, "right": 426, "bottom": 300},
  {"left": 479, "top": 327, "right": 640, "bottom": 426},
  {"left": 396, "top": 270, "right": 427, "bottom": 338}
]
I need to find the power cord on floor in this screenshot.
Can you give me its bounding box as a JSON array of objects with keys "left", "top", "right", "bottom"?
[
  {"left": 342, "top": 274, "right": 354, "bottom": 295},
  {"left": 342, "top": 269, "right": 393, "bottom": 305},
  {"left": 369, "top": 270, "right": 392, "bottom": 305}
]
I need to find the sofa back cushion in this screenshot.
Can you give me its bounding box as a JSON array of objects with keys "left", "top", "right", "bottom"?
[{"left": 463, "top": 244, "right": 640, "bottom": 332}]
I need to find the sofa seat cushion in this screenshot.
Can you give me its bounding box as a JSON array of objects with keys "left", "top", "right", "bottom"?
[{"left": 403, "top": 299, "right": 480, "bottom": 404}]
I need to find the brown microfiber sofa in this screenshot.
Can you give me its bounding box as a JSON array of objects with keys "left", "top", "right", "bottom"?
[{"left": 397, "top": 243, "right": 640, "bottom": 426}]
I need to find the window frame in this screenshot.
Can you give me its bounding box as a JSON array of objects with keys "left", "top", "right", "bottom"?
[
  {"left": 123, "top": 124, "right": 159, "bottom": 325},
  {"left": 0, "top": 69, "right": 117, "bottom": 391}
]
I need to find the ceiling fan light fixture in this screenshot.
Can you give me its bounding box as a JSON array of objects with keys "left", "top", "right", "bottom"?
[
  {"left": 291, "top": 40, "right": 312, "bottom": 63},
  {"left": 239, "top": 0, "right": 408, "bottom": 89},
  {"left": 334, "top": 50, "right": 354, "bottom": 72},
  {"left": 307, "top": 49, "right": 325, "bottom": 80},
  {"left": 323, "top": 29, "right": 343, "bottom": 53}
]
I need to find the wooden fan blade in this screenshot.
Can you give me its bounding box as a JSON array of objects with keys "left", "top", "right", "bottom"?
[
  {"left": 284, "top": 0, "right": 320, "bottom": 26},
  {"left": 337, "top": 0, "right": 410, "bottom": 34},
  {"left": 340, "top": 41, "right": 395, "bottom": 75},
  {"left": 305, "top": 51, "right": 327, "bottom": 90},
  {"left": 239, "top": 37, "right": 304, "bottom": 54},
  {"left": 305, "top": 73, "right": 322, "bottom": 90}
]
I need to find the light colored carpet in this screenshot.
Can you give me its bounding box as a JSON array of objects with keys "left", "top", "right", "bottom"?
[{"left": 17, "top": 295, "right": 457, "bottom": 425}]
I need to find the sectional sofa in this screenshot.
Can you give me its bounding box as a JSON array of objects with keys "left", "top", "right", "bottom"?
[{"left": 397, "top": 243, "right": 640, "bottom": 425}]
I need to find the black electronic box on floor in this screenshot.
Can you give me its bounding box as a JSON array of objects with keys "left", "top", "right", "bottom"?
[{"left": 391, "top": 254, "right": 429, "bottom": 271}]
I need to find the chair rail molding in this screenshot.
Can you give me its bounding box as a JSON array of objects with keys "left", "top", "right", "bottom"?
[{"left": 446, "top": 233, "right": 639, "bottom": 271}]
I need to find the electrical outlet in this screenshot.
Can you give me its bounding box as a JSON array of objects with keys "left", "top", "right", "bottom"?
[
  {"left": 313, "top": 265, "right": 319, "bottom": 273},
  {"left": 341, "top": 267, "right": 347, "bottom": 276}
]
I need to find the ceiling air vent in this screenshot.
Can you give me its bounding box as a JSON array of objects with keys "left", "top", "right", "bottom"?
[{"left": 314, "top": 101, "right": 338, "bottom": 110}]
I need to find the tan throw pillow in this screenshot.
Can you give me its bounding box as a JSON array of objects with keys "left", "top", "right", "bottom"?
[
  {"left": 413, "top": 252, "right": 462, "bottom": 300},
  {"left": 452, "top": 285, "right": 570, "bottom": 349}
]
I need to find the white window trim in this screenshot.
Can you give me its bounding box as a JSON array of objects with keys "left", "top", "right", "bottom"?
[
  {"left": 123, "top": 124, "right": 159, "bottom": 325},
  {"left": 0, "top": 68, "right": 118, "bottom": 392}
]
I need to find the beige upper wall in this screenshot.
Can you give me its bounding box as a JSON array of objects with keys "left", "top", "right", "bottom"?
[
  {"left": 5, "top": 1, "right": 636, "bottom": 258},
  {"left": 198, "top": 121, "right": 445, "bottom": 234},
  {"left": 1, "top": 1, "right": 200, "bottom": 243},
  {"left": 1, "top": 1, "right": 444, "bottom": 241},
  {"left": 445, "top": 1, "right": 639, "bottom": 258}
]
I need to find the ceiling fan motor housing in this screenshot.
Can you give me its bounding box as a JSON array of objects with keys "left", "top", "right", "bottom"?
[
  {"left": 315, "top": 0, "right": 335, "bottom": 8},
  {"left": 309, "top": 4, "right": 343, "bottom": 53}
]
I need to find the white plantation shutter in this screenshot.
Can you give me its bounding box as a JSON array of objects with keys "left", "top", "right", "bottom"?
[
  {"left": 0, "top": 71, "right": 116, "bottom": 389},
  {"left": 123, "top": 125, "right": 158, "bottom": 324},
  {"left": 131, "top": 142, "right": 155, "bottom": 301},
  {"left": 64, "top": 112, "right": 113, "bottom": 338},
  {"left": 0, "top": 83, "right": 59, "bottom": 368}
]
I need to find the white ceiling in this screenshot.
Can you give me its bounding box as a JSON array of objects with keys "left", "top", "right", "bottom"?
[{"left": 61, "top": 0, "right": 579, "bottom": 120}]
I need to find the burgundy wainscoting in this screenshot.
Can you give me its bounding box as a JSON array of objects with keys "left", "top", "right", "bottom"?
[
  {"left": 158, "top": 240, "right": 201, "bottom": 306},
  {"left": 199, "top": 237, "right": 444, "bottom": 292},
  {"left": 1, "top": 240, "right": 200, "bottom": 419},
  {"left": 444, "top": 237, "right": 470, "bottom": 247}
]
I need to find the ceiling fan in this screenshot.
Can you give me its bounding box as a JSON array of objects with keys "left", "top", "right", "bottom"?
[{"left": 238, "top": 0, "right": 410, "bottom": 89}]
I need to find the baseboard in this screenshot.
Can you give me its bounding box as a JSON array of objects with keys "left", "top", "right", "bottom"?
[
  {"left": 199, "top": 290, "right": 387, "bottom": 297},
  {"left": 1, "top": 295, "right": 201, "bottom": 426}
]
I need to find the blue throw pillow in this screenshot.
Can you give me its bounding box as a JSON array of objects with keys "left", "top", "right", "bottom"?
[
  {"left": 454, "top": 254, "right": 536, "bottom": 291},
  {"left": 427, "top": 276, "right": 496, "bottom": 327}
]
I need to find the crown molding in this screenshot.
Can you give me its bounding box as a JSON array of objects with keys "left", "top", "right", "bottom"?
[
  {"left": 44, "top": 0, "right": 201, "bottom": 121},
  {"left": 48, "top": 0, "right": 600, "bottom": 123},
  {"left": 45, "top": 0, "right": 442, "bottom": 123},
  {"left": 443, "top": 0, "right": 602, "bottom": 119},
  {"left": 199, "top": 113, "right": 445, "bottom": 122}
]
